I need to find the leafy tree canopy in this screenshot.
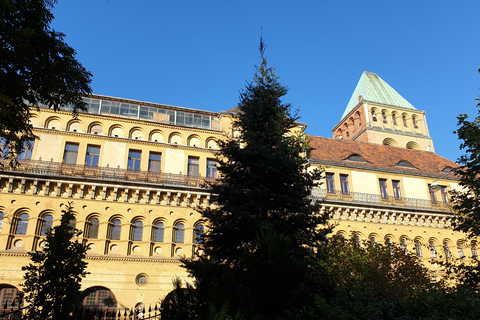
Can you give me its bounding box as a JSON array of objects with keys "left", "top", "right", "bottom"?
[
  {"left": 21, "top": 203, "right": 88, "bottom": 320},
  {"left": 0, "top": 0, "right": 92, "bottom": 164}
]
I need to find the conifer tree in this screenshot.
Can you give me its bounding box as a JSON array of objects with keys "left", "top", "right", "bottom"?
[
  {"left": 181, "top": 37, "right": 328, "bottom": 320},
  {"left": 21, "top": 203, "right": 88, "bottom": 320}
]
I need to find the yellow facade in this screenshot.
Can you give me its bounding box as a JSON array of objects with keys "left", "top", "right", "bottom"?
[{"left": 0, "top": 73, "right": 466, "bottom": 312}]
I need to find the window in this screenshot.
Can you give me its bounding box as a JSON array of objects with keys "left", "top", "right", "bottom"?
[
  {"left": 207, "top": 159, "right": 218, "bottom": 179},
  {"left": 82, "top": 287, "right": 117, "bottom": 309},
  {"left": 0, "top": 286, "right": 22, "bottom": 312},
  {"left": 109, "top": 219, "right": 121, "bottom": 240},
  {"left": 441, "top": 186, "right": 448, "bottom": 203},
  {"left": 85, "top": 218, "right": 99, "bottom": 239},
  {"left": 89, "top": 124, "right": 103, "bottom": 135},
  {"left": 444, "top": 242, "right": 452, "bottom": 259},
  {"left": 40, "top": 215, "right": 53, "bottom": 236},
  {"left": 403, "top": 115, "right": 408, "bottom": 127},
  {"left": 69, "top": 217, "right": 77, "bottom": 230},
  {"left": 379, "top": 179, "right": 388, "bottom": 199},
  {"left": 0, "top": 137, "right": 9, "bottom": 157},
  {"left": 63, "top": 143, "right": 79, "bottom": 164},
  {"left": 382, "top": 112, "right": 387, "bottom": 123},
  {"left": 413, "top": 117, "right": 418, "bottom": 128},
  {"left": 326, "top": 173, "right": 335, "bottom": 193},
  {"left": 16, "top": 213, "right": 29, "bottom": 235},
  {"left": 132, "top": 221, "right": 143, "bottom": 241},
  {"left": 153, "top": 222, "right": 164, "bottom": 242},
  {"left": 429, "top": 185, "right": 438, "bottom": 204},
  {"left": 472, "top": 245, "right": 478, "bottom": 260},
  {"left": 400, "top": 238, "right": 408, "bottom": 254},
  {"left": 429, "top": 241, "right": 437, "bottom": 258},
  {"left": 458, "top": 242, "right": 465, "bottom": 259},
  {"left": 85, "top": 145, "right": 100, "bottom": 167},
  {"left": 372, "top": 110, "right": 377, "bottom": 122},
  {"left": 174, "top": 223, "right": 185, "bottom": 243},
  {"left": 0, "top": 212, "right": 3, "bottom": 233},
  {"left": 392, "top": 180, "right": 401, "bottom": 200},
  {"left": 195, "top": 224, "right": 204, "bottom": 244},
  {"left": 18, "top": 140, "right": 34, "bottom": 160},
  {"left": 415, "top": 240, "right": 423, "bottom": 257},
  {"left": 148, "top": 152, "right": 161, "bottom": 173},
  {"left": 340, "top": 174, "right": 349, "bottom": 195},
  {"left": 392, "top": 113, "right": 397, "bottom": 125},
  {"left": 128, "top": 150, "right": 142, "bottom": 171},
  {"left": 356, "top": 112, "right": 362, "bottom": 126},
  {"left": 188, "top": 157, "right": 200, "bottom": 177},
  {"left": 369, "top": 236, "right": 376, "bottom": 246}
]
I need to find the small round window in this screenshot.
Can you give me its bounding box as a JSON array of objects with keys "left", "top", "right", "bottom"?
[{"left": 135, "top": 273, "right": 148, "bottom": 286}]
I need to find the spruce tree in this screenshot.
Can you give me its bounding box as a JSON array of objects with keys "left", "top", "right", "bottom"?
[
  {"left": 21, "top": 203, "right": 88, "bottom": 320},
  {"left": 181, "top": 38, "right": 328, "bottom": 320}
]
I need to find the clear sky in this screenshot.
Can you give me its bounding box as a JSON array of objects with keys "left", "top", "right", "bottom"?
[{"left": 51, "top": 0, "right": 480, "bottom": 162}]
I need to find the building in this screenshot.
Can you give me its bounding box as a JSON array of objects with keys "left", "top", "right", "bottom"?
[{"left": 0, "top": 72, "right": 465, "bottom": 312}]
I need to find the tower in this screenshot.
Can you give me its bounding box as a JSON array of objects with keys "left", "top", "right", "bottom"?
[{"left": 332, "top": 72, "right": 435, "bottom": 152}]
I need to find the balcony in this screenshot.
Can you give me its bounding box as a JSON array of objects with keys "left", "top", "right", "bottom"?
[
  {"left": 311, "top": 188, "right": 452, "bottom": 212},
  {"left": 1, "top": 160, "right": 215, "bottom": 188}
]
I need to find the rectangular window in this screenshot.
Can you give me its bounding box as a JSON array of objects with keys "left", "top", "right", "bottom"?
[
  {"left": 207, "top": 159, "right": 218, "bottom": 178},
  {"left": 85, "top": 145, "right": 100, "bottom": 167},
  {"left": 63, "top": 143, "right": 79, "bottom": 164},
  {"left": 392, "top": 180, "right": 401, "bottom": 200},
  {"left": 392, "top": 114, "right": 397, "bottom": 125},
  {"left": 340, "top": 174, "right": 349, "bottom": 195},
  {"left": 128, "top": 150, "right": 142, "bottom": 171},
  {"left": 441, "top": 186, "right": 448, "bottom": 203},
  {"left": 188, "top": 157, "right": 200, "bottom": 176},
  {"left": 429, "top": 185, "right": 438, "bottom": 204},
  {"left": 18, "top": 140, "right": 35, "bottom": 160},
  {"left": 379, "top": 179, "right": 388, "bottom": 199},
  {"left": 326, "top": 173, "right": 335, "bottom": 193},
  {"left": 148, "top": 152, "right": 161, "bottom": 173}
]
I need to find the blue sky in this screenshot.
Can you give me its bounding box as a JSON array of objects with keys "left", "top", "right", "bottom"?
[{"left": 51, "top": 0, "right": 480, "bottom": 162}]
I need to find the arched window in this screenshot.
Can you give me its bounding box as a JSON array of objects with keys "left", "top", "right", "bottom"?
[
  {"left": 356, "top": 111, "right": 362, "bottom": 126},
  {"left": 371, "top": 110, "right": 377, "bottom": 122},
  {"left": 429, "top": 241, "right": 437, "bottom": 258},
  {"left": 402, "top": 114, "right": 408, "bottom": 127},
  {"left": 69, "top": 217, "right": 77, "bottom": 230},
  {"left": 369, "top": 236, "right": 376, "bottom": 246},
  {"left": 174, "top": 223, "right": 185, "bottom": 243},
  {"left": 444, "top": 242, "right": 452, "bottom": 259},
  {"left": 392, "top": 113, "right": 397, "bottom": 125},
  {"left": 413, "top": 116, "right": 419, "bottom": 128},
  {"left": 85, "top": 218, "right": 99, "bottom": 239},
  {"left": 458, "top": 242, "right": 465, "bottom": 259},
  {"left": 132, "top": 221, "right": 143, "bottom": 241},
  {"left": 415, "top": 240, "right": 423, "bottom": 257},
  {"left": 400, "top": 238, "right": 408, "bottom": 254},
  {"left": 0, "top": 212, "right": 4, "bottom": 233},
  {"left": 153, "top": 222, "right": 164, "bottom": 242},
  {"left": 195, "top": 224, "right": 204, "bottom": 244},
  {"left": 0, "top": 285, "right": 22, "bottom": 312},
  {"left": 382, "top": 111, "right": 387, "bottom": 123},
  {"left": 108, "top": 219, "right": 121, "bottom": 240},
  {"left": 81, "top": 287, "right": 117, "bottom": 316},
  {"left": 40, "top": 215, "right": 53, "bottom": 236},
  {"left": 16, "top": 213, "right": 29, "bottom": 235}
]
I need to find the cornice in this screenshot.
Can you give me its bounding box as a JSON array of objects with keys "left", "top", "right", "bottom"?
[{"left": 85, "top": 254, "right": 183, "bottom": 263}]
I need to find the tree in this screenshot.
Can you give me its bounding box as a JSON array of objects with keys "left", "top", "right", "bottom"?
[
  {"left": 21, "top": 203, "right": 88, "bottom": 320},
  {"left": 177, "top": 37, "right": 329, "bottom": 320},
  {"left": 0, "top": 0, "right": 92, "bottom": 165}
]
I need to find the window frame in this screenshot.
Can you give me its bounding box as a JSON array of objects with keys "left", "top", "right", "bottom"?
[
  {"left": 85, "top": 217, "right": 99, "bottom": 239},
  {"left": 326, "top": 173, "right": 335, "bottom": 193},
  {"left": 187, "top": 157, "right": 200, "bottom": 177},
  {"left": 379, "top": 179, "right": 388, "bottom": 199},
  {"left": 174, "top": 223, "right": 185, "bottom": 243},
  {"left": 148, "top": 152, "right": 162, "bottom": 173},
  {"left": 131, "top": 220, "right": 143, "bottom": 242},
  {"left": 340, "top": 174, "right": 349, "bottom": 195},
  {"left": 85, "top": 145, "right": 101, "bottom": 167},
  {"left": 127, "top": 150, "right": 142, "bottom": 171},
  {"left": 392, "top": 180, "right": 401, "bottom": 200},
  {"left": 63, "top": 142, "right": 79, "bottom": 165}
]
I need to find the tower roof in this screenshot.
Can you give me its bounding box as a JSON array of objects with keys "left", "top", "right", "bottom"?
[{"left": 340, "top": 72, "right": 417, "bottom": 122}]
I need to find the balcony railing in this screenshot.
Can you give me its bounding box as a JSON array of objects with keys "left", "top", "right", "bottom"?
[
  {"left": 1, "top": 159, "right": 215, "bottom": 188},
  {"left": 311, "top": 188, "right": 452, "bottom": 212}
]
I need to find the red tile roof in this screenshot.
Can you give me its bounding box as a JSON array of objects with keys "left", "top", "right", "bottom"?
[{"left": 307, "top": 136, "right": 457, "bottom": 177}]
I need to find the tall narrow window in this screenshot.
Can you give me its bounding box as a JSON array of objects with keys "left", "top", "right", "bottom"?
[
  {"left": 195, "top": 224, "right": 204, "bottom": 244},
  {"left": 415, "top": 240, "right": 423, "bottom": 257},
  {"left": 153, "top": 222, "right": 164, "bottom": 242},
  {"left": 0, "top": 212, "right": 4, "bottom": 233},
  {"left": 109, "top": 219, "right": 121, "bottom": 240},
  {"left": 0, "top": 138, "right": 9, "bottom": 157},
  {"left": 174, "top": 223, "right": 185, "bottom": 243},
  {"left": 369, "top": 236, "right": 376, "bottom": 246},
  {"left": 382, "top": 112, "right": 387, "bottom": 123},
  {"left": 356, "top": 112, "right": 362, "bottom": 126},
  {"left": 472, "top": 245, "right": 478, "bottom": 260},
  {"left": 413, "top": 117, "right": 419, "bottom": 128},
  {"left": 206, "top": 160, "right": 218, "bottom": 179},
  {"left": 148, "top": 152, "right": 161, "bottom": 173},
  {"left": 441, "top": 186, "right": 448, "bottom": 203},
  {"left": 128, "top": 150, "right": 142, "bottom": 171},
  {"left": 392, "top": 180, "right": 401, "bottom": 200},
  {"left": 444, "top": 242, "right": 452, "bottom": 259},
  {"left": 40, "top": 215, "right": 53, "bottom": 236},
  {"left": 429, "top": 185, "right": 438, "bottom": 204},
  {"left": 403, "top": 115, "right": 408, "bottom": 127},
  {"left": 400, "top": 238, "right": 408, "bottom": 254},
  {"left": 16, "top": 213, "right": 29, "bottom": 235},
  {"left": 458, "top": 242, "right": 465, "bottom": 259},
  {"left": 392, "top": 114, "right": 397, "bottom": 125},
  {"left": 85, "top": 145, "right": 100, "bottom": 167},
  {"left": 132, "top": 221, "right": 143, "bottom": 241},
  {"left": 188, "top": 157, "right": 200, "bottom": 177},
  {"left": 429, "top": 241, "right": 437, "bottom": 258},
  {"left": 371, "top": 111, "right": 377, "bottom": 122},
  {"left": 340, "top": 174, "right": 349, "bottom": 195},
  {"left": 18, "top": 140, "right": 34, "bottom": 160},
  {"left": 326, "top": 173, "right": 335, "bottom": 193},
  {"left": 85, "top": 218, "right": 99, "bottom": 239},
  {"left": 63, "top": 143, "right": 79, "bottom": 164},
  {"left": 379, "top": 179, "right": 388, "bottom": 199}
]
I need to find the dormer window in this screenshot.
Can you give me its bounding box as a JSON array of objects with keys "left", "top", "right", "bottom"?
[
  {"left": 395, "top": 160, "right": 416, "bottom": 169},
  {"left": 345, "top": 154, "right": 366, "bottom": 162}
]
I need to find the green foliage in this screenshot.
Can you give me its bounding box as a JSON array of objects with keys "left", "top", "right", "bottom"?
[
  {"left": 179, "top": 37, "right": 329, "bottom": 320},
  {"left": 21, "top": 203, "right": 88, "bottom": 320},
  {"left": 0, "top": 0, "right": 92, "bottom": 165}
]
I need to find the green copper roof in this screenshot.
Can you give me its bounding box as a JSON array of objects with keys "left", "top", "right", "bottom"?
[{"left": 340, "top": 72, "right": 417, "bottom": 121}]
